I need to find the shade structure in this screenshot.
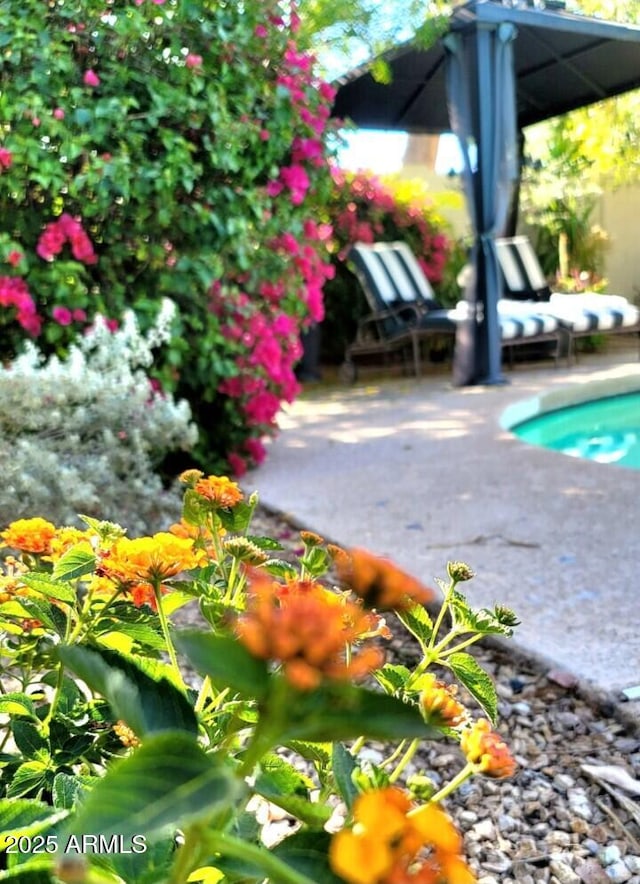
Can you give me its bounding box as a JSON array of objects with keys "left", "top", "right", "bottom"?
[{"left": 331, "top": 0, "right": 640, "bottom": 385}]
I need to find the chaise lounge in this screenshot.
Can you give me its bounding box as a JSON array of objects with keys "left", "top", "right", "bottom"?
[
  {"left": 343, "top": 241, "right": 459, "bottom": 381},
  {"left": 343, "top": 241, "right": 563, "bottom": 380},
  {"left": 496, "top": 235, "right": 640, "bottom": 359}
]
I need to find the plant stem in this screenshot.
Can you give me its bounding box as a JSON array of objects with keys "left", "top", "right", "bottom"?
[
  {"left": 206, "top": 831, "right": 319, "bottom": 884},
  {"left": 381, "top": 739, "right": 407, "bottom": 769},
  {"left": 428, "top": 578, "right": 457, "bottom": 649},
  {"left": 82, "top": 585, "right": 125, "bottom": 639},
  {"left": 350, "top": 735, "right": 366, "bottom": 755},
  {"left": 41, "top": 661, "right": 65, "bottom": 733},
  {"left": 237, "top": 676, "right": 289, "bottom": 777},
  {"left": 153, "top": 582, "right": 184, "bottom": 689},
  {"left": 168, "top": 824, "right": 207, "bottom": 884},
  {"left": 389, "top": 737, "right": 420, "bottom": 783},
  {"left": 438, "top": 633, "right": 483, "bottom": 658},
  {"left": 237, "top": 718, "right": 279, "bottom": 778},
  {"left": 194, "top": 675, "right": 212, "bottom": 715},
  {"left": 223, "top": 556, "right": 239, "bottom": 604},
  {"left": 208, "top": 513, "right": 225, "bottom": 567},
  {"left": 427, "top": 762, "right": 475, "bottom": 804}
]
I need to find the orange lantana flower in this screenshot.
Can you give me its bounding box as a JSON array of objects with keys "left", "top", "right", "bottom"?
[
  {"left": 460, "top": 718, "right": 517, "bottom": 779},
  {"left": 1, "top": 518, "right": 57, "bottom": 555},
  {"left": 192, "top": 475, "right": 244, "bottom": 509},
  {"left": 337, "top": 548, "right": 434, "bottom": 611},
  {"left": 98, "top": 533, "right": 200, "bottom": 586},
  {"left": 0, "top": 575, "right": 30, "bottom": 604},
  {"left": 420, "top": 674, "right": 468, "bottom": 728},
  {"left": 169, "top": 518, "right": 222, "bottom": 558},
  {"left": 329, "top": 787, "right": 475, "bottom": 884},
  {"left": 236, "top": 573, "right": 385, "bottom": 691}
]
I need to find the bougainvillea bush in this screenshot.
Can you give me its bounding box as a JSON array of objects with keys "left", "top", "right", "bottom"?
[
  {"left": 0, "top": 0, "right": 336, "bottom": 474},
  {"left": 318, "top": 170, "right": 460, "bottom": 365},
  {"left": 0, "top": 475, "right": 519, "bottom": 883}
]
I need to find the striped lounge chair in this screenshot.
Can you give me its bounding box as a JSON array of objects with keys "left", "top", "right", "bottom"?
[
  {"left": 496, "top": 236, "right": 640, "bottom": 360},
  {"left": 343, "top": 241, "right": 459, "bottom": 380},
  {"left": 344, "top": 241, "right": 563, "bottom": 381}
]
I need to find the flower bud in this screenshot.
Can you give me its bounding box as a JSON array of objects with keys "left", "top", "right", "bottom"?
[
  {"left": 447, "top": 561, "right": 475, "bottom": 582},
  {"left": 406, "top": 773, "right": 436, "bottom": 801}
]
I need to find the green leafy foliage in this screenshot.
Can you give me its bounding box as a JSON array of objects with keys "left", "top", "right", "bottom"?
[
  {"left": 449, "top": 590, "right": 518, "bottom": 638},
  {"left": 396, "top": 604, "right": 434, "bottom": 649},
  {"left": 447, "top": 652, "right": 498, "bottom": 724},
  {"left": 0, "top": 481, "right": 518, "bottom": 883},
  {"left": 272, "top": 830, "right": 344, "bottom": 884},
  {"left": 58, "top": 645, "right": 198, "bottom": 737},
  {"left": 331, "top": 742, "right": 359, "bottom": 810},
  {"left": 63, "top": 732, "right": 240, "bottom": 844},
  {"left": 175, "top": 632, "right": 270, "bottom": 701}
]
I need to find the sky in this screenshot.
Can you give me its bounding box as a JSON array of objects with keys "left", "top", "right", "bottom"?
[{"left": 336, "top": 129, "right": 465, "bottom": 176}]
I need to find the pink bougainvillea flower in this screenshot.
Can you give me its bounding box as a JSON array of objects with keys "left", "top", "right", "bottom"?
[
  {"left": 37, "top": 215, "right": 97, "bottom": 265},
  {"left": 52, "top": 306, "right": 73, "bottom": 326},
  {"left": 37, "top": 222, "right": 66, "bottom": 261},
  {"left": 7, "top": 251, "right": 23, "bottom": 267},
  {"left": 254, "top": 24, "right": 268, "bottom": 38},
  {"left": 266, "top": 180, "right": 283, "bottom": 198},
  {"left": 291, "top": 137, "right": 323, "bottom": 163},
  {"left": 279, "top": 165, "right": 310, "bottom": 205},
  {"left": 0, "top": 276, "right": 41, "bottom": 336},
  {"left": 284, "top": 45, "right": 312, "bottom": 72},
  {"left": 278, "top": 232, "right": 299, "bottom": 255},
  {"left": 319, "top": 80, "right": 337, "bottom": 102},
  {"left": 185, "top": 53, "right": 203, "bottom": 69},
  {"left": 72, "top": 308, "right": 87, "bottom": 322},
  {"left": 244, "top": 436, "right": 267, "bottom": 465},
  {"left": 227, "top": 452, "right": 247, "bottom": 477},
  {"left": 52, "top": 107, "right": 65, "bottom": 120},
  {"left": 0, "top": 147, "right": 12, "bottom": 170},
  {"left": 83, "top": 69, "right": 101, "bottom": 87}
]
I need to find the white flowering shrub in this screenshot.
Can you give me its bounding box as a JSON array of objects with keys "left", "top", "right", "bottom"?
[{"left": 0, "top": 299, "right": 198, "bottom": 535}]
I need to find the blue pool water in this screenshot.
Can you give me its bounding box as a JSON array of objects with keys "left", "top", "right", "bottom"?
[{"left": 512, "top": 391, "right": 640, "bottom": 469}]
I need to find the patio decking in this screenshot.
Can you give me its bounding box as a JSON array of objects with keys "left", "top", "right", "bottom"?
[{"left": 248, "top": 344, "right": 640, "bottom": 723}]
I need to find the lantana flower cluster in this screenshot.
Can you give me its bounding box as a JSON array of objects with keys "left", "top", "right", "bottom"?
[{"left": 0, "top": 474, "right": 519, "bottom": 884}]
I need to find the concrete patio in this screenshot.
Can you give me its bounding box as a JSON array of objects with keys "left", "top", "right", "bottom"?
[{"left": 248, "top": 345, "right": 640, "bottom": 723}]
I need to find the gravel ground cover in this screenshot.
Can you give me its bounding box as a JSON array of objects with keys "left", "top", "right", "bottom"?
[{"left": 242, "top": 506, "right": 640, "bottom": 884}]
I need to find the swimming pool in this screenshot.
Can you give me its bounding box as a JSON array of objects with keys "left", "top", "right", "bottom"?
[{"left": 511, "top": 391, "right": 640, "bottom": 469}]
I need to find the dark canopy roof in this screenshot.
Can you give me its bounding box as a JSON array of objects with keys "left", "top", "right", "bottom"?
[{"left": 332, "top": 0, "right": 640, "bottom": 135}]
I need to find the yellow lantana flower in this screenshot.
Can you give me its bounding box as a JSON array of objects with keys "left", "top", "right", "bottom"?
[
  {"left": 99, "top": 532, "right": 200, "bottom": 585},
  {"left": 329, "top": 787, "right": 475, "bottom": 884},
  {"left": 1, "top": 517, "right": 57, "bottom": 555}
]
